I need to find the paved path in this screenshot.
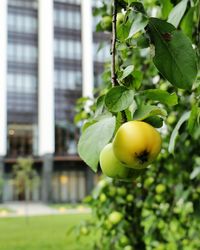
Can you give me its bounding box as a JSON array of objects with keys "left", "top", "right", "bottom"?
[{"left": 0, "top": 202, "right": 90, "bottom": 218}]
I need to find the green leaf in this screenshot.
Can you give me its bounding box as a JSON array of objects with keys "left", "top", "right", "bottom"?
[
  {"left": 105, "top": 86, "right": 134, "bottom": 112},
  {"left": 190, "top": 167, "right": 200, "bottom": 180},
  {"left": 147, "top": 18, "right": 198, "bottom": 89},
  {"left": 168, "top": 0, "right": 188, "bottom": 28},
  {"left": 187, "top": 104, "right": 198, "bottom": 135},
  {"left": 133, "top": 104, "right": 167, "bottom": 120},
  {"left": 143, "top": 89, "right": 178, "bottom": 106},
  {"left": 143, "top": 116, "right": 163, "bottom": 128},
  {"left": 158, "top": 0, "right": 173, "bottom": 19},
  {"left": 133, "top": 70, "right": 143, "bottom": 90},
  {"left": 128, "top": 2, "right": 146, "bottom": 15},
  {"left": 78, "top": 117, "right": 116, "bottom": 172},
  {"left": 168, "top": 111, "right": 190, "bottom": 154},
  {"left": 128, "top": 12, "right": 148, "bottom": 38},
  {"left": 180, "top": 7, "right": 195, "bottom": 39},
  {"left": 82, "top": 120, "right": 97, "bottom": 132},
  {"left": 94, "top": 95, "right": 105, "bottom": 118},
  {"left": 120, "top": 65, "right": 134, "bottom": 80}
]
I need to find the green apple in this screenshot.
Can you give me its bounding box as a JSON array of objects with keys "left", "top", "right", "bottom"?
[
  {"left": 100, "top": 16, "right": 112, "bottom": 31},
  {"left": 117, "top": 187, "right": 127, "bottom": 196},
  {"left": 155, "top": 194, "right": 163, "bottom": 202},
  {"left": 100, "top": 193, "right": 107, "bottom": 203},
  {"left": 144, "top": 177, "right": 154, "bottom": 188},
  {"left": 80, "top": 226, "right": 89, "bottom": 235},
  {"left": 100, "top": 143, "right": 142, "bottom": 180},
  {"left": 116, "top": 13, "right": 124, "bottom": 27},
  {"left": 119, "top": 235, "right": 130, "bottom": 246},
  {"left": 109, "top": 186, "right": 116, "bottom": 196},
  {"left": 126, "top": 194, "right": 134, "bottom": 202},
  {"left": 155, "top": 184, "right": 166, "bottom": 194},
  {"left": 124, "top": 245, "right": 133, "bottom": 250},
  {"left": 108, "top": 211, "right": 123, "bottom": 225}
]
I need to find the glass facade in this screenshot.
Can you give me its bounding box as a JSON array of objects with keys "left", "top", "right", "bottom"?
[
  {"left": 52, "top": 170, "right": 86, "bottom": 202},
  {"left": 3, "top": 0, "right": 108, "bottom": 202},
  {"left": 54, "top": 1, "right": 82, "bottom": 155},
  {"left": 7, "top": 0, "right": 38, "bottom": 156}
]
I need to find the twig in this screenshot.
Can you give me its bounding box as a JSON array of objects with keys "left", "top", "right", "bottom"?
[
  {"left": 111, "top": 0, "right": 127, "bottom": 123},
  {"left": 111, "top": 0, "right": 118, "bottom": 87}
]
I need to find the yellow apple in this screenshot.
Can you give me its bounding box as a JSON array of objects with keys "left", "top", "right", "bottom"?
[{"left": 113, "top": 121, "right": 162, "bottom": 169}]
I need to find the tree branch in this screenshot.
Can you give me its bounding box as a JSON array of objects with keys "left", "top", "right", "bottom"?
[
  {"left": 111, "top": 0, "right": 127, "bottom": 123},
  {"left": 111, "top": 0, "right": 118, "bottom": 87}
]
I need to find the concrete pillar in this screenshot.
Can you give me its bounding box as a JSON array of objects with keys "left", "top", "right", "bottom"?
[
  {"left": 81, "top": 0, "right": 94, "bottom": 98},
  {"left": 0, "top": 157, "right": 4, "bottom": 202},
  {"left": 38, "top": 0, "right": 55, "bottom": 156},
  {"left": 41, "top": 154, "right": 53, "bottom": 203},
  {"left": 85, "top": 168, "right": 95, "bottom": 195},
  {"left": 0, "top": 0, "right": 7, "bottom": 157}
]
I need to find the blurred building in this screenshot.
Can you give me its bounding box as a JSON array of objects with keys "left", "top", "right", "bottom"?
[{"left": 0, "top": 0, "right": 110, "bottom": 202}]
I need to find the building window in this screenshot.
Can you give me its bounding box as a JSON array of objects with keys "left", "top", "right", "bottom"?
[
  {"left": 52, "top": 170, "right": 86, "bottom": 203},
  {"left": 54, "top": 8, "right": 81, "bottom": 30},
  {"left": 7, "top": 124, "right": 37, "bottom": 157},
  {"left": 55, "top": 123, "right": 79, "bottom": 156},
  {"left": 54, "top": 38, "right": 81, "bottom": 59},
  {"left": 8, "top": 12, "right": 37, "bottom": 34},
  {"left": 7, "top": 73, "right": 37, "bottom": 94},
  {"left": 55, "top": 70, "right": 81, "bottom": 90},
  {"left": 8, "top": 43, "right": 37, "bottom": 63}
]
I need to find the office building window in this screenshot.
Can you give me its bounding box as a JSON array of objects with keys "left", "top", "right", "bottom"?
[
  {"left": 52, "top": 170, "right": 86, "bottom": 203},
  {"left": 7, "top": 73, "right": 37, "bottom": 94},
  {"left": 55, "top": 123, "right": 79, "bottom": 156},
  {"left": 55, "top": 70, "right": 81, "bottom": 90},
  {"left": 54, "top": 8, "right": 81, "bottom": 30},
  {"left": 8, "top": 43, "right": 37, "bottom": 63},
  {"left": 54, "top": 38, "right": 81, "bottom": 59},
  {"left": 7, "top": 124, "right": 38, "bottom": 157},
  {"left": 8, "top": 12, "right": 37, "bottom": 34}
]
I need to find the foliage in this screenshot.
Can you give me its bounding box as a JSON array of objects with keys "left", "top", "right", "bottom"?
[
  {"left": 78, "top": 0, "right": 199, "bottom": 172},
  {"left": 13, "top": 157, "right": 40, "bottom": 201},
  {"left": 75, "top": 0, "right": 200, "bottom": 249}
]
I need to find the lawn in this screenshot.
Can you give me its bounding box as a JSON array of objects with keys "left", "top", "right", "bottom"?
[{"left": 0, "top": 214, "right": 93, "bottom": 250}]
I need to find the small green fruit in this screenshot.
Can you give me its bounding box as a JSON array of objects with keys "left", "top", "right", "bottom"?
[
  {"left": 101, "top": 16, "right": 112, "bottom": 31},
  {"left": 155, "top": 194, "right": 163, "bottom": 202},
  {"left": 119, "top": 235, "right": 130, "bottom": 246},
  {"left": 144, "top": 177, "right": 154, "bottom": 188},
  {"left": 124, "top": 245, "right": 133, "bottom": 250},
  {"left": 108, "top": 211, "right": 123, "bottom": 225},
  {"left": 100, "top": 193, "right": 106, "bottom": 203},
  {"left": 167, "top": 114, "right": 176, "bottom": 125},
  {"left": 80, "top": 226, "right": 89, "bottom": 235},
  {"left": 116, "top": 13, "right": 124, "bottom": 27},
  {"left": 126, "top": 194, "right": 134, "bottom": 202},
  {"left": 155, "top": 184, "right": 166, "bottom": 194},
  {"left": 109, "top": 186, "right": 116, "bottom": 196},
  {"left": 117, "top": 187, "right": 127, "bottom": 196}
]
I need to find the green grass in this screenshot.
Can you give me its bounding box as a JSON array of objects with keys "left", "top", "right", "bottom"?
[
  {"left": 49, "top": 203, "right": 89, "bottom": 210},
  {"left": 0, "top": 214, "right": 93, "bottom": 250}
]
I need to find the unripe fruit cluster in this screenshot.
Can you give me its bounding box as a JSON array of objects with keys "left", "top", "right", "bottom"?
[
  {"left": 100, "top": 121, "right": 162, "bottom": 180},
  {"left": 100, "top": 12, "right": 125, "bottom": 32}
]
